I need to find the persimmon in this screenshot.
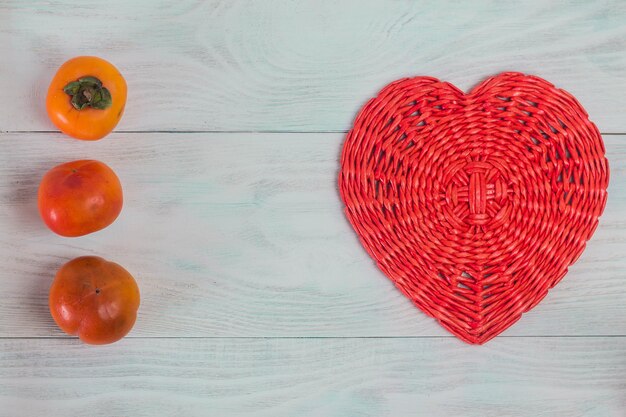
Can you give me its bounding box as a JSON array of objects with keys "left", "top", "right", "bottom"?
[
  {"left": 46, "top": 56, "right": 127, "bottom": 140},
  {"left": 38, "top": 160, "right": 123, "bottom": 237},
  {"left": 49, "top": 256, "right": 140, "bottom": 345}
]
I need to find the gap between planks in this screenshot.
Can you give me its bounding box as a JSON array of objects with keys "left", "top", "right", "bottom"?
[
  {"left": 1, "top": 335, "right": 625, "bottom": 340},
  {"left": 2, "top": 131, "right": 626, "bottom": 135}
]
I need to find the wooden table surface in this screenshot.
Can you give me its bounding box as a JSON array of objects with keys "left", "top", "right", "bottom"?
[{"left": 1, "top": 1, "right": 625, "bottom": 416}]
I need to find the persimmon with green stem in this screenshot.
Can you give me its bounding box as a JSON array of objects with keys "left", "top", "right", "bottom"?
[{"left": 46, "top": 56, "right": 127, "bottom": 140}]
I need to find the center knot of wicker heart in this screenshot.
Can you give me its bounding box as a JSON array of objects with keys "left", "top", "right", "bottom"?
[{"left": 444, "top": 160, "right": 511, "bottom": 228}]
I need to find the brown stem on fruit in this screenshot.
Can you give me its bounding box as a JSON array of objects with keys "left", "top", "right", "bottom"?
[{"left": 63, "top": 76, "right": 112, "bottom": 110}]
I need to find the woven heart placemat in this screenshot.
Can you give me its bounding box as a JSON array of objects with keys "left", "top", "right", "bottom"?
[{"left": 339, "top": 72, "right": 609, "bottom": 344}]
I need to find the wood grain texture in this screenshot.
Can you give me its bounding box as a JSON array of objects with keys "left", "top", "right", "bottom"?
[
  {"left": 1, "top": 337, "right": 625, "bottom": 417},
  {"left": 0, "top": 133, "right": 623, "bottom": 338},
  {"left": 1, "top": 0, "right": 625, "bottom": 132}
]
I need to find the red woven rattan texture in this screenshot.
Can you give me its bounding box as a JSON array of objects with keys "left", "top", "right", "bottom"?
[{"left": 339, "top": 72, "right": 609, "bottom": 344}]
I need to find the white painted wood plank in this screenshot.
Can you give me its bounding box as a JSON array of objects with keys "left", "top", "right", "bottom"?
[
  {"left": 1, "top": 337, "right": 624, "bottom": 417},
  {"left": 0, "top": 133, "right": 623, "bottom": 337},
  {"left": 1, "top": 0, "right": 625, "bottom": 132}
]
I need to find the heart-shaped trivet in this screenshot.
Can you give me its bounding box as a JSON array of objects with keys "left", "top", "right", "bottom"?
[{"left": 339, "top": 72, "right": 609, "bottom": 344}]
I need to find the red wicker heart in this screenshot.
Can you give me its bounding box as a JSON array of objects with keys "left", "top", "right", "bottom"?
[{"left": 339, "top": 72, "right": 609, "bottom": 344}]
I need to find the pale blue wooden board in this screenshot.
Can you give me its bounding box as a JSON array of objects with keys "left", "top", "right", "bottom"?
[
  {"left": 2, "top": 338, "right": 625, "bottom": 417},
  {"left": 1, "top": 1, "right": 625, "bottom": 416},
  {"left": 0, "top": 0, "right": 625, "bottom": 132},
  {"left": 0, "top": 133, "right": 624, "bottom": 338}
]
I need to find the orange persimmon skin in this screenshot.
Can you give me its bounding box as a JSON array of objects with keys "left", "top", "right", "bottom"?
[
  {"left": 49, "top": 256, "right": 140, "bottom": 345},
  {"left": 38, "top": 160, "right": 123, "bottom": 237},
  {"left": 46, "top": 56, "right": 127, "bottom": 140}
]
